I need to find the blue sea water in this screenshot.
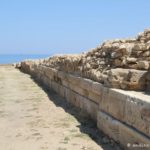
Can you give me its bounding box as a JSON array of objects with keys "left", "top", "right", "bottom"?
[{"left": 0, "top": 54, "right": 51, "bottom": 64}]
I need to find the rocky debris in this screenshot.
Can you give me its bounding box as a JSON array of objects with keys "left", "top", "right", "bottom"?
[
  {"left": 19, "top": 29, "right": 150, "bottom": 91},
  {"left": 137, "top": 61, "right": 149, "bottom": 70},
  {"left": 103, "top": 68, "right": 147, "bottom": 90},
  {"left": 42, "top": 54, "right": 83, "bottom": 75},
  {"left": 14, "top": 62, "right": 21, "bottom": 68},
  {"left": 102, "top": 136, "right": 110, "bottom": 144}
]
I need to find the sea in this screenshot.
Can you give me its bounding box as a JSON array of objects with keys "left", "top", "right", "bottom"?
[{"left": 0, "top": 54, "right": 51, "bottom": 64}]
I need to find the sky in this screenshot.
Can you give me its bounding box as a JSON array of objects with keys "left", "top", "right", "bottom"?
[{"left": 0, "top": 0, "right": 150, "bottom": 55}]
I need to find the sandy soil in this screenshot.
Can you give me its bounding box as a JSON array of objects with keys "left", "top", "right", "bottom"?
[{"left": 0, "top": 65, "right": 122, "bottom": 150}]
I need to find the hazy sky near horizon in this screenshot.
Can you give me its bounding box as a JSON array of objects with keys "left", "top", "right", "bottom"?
[{"left": 0, "top": 0, "right": 150, "bottom": 54}]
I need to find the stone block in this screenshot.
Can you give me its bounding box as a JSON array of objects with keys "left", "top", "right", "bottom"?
[
  {"left": 79, "top": 78, "right": 93, "bottom": 91},
  {"left": 44, "top": 67, "right": 54, "bottom": 80},
  {"left": 67, "top": 74, "right": 81, "bottom": 85},
  {"left": 51, "top": 81, "right": 59, "bottom": 93},
  {"left": 88, "top": 91, "right": 101, "bottom": 104},
  {"left": 100, "top": 88, "right": 150, "bottom": 137},
  {"left": 44, "top": 67, "right": 58, "bottom": 81},
  {"left": 97, "top": 111, "right": 150, "bottom": 150},
  {"left": 97, "top": 111, "right": 119, "bottom": 142},
  {"left": 42, "top": 76, "right": 50, "bottom": 88},
  {"left": 105, "top": 68, "right": 147, "bottom": 90},
  {"left": 58, "top": 73, "right": 102, "bottom": 104},
  {"left": 64, "top": 87, "right": 80, "bottom": 107},
  {"left": 59, "top": 85, "right": 66, "bottom": 98},
  {"left": 57, "top": 70, "right": 67, "bottom": 80},
  {"left": 61, "top": 79, "right": 69, "bottom": 87},
  {"left": 100, "top": 87, "right": 126, "bottom": 121},
  {"left": 92, "top": 81, "right": 103, "bottom": 96},
  {"left": 78, "top": 94, "right": 98, "bottom": 121},
  {"left": 68, "top": 82, "right": 89, "bottom": 98},
  {"left": 125, "top": 94, "right": 150, "bottom": 137}
]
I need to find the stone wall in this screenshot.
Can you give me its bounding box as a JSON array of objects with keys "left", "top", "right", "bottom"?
[
  {"left": 17, "top": 29, "right": 150, "bottom": 149},
  {"left": 39, "top": 29, "right": 150, "bottom": 92},
  {"left": 17, "top": 61, "right": 150, "bottom": 149}
]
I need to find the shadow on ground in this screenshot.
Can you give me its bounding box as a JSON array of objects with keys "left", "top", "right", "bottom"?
[{"left": 30, "top": 76, "right": 123, "bottom": 150}]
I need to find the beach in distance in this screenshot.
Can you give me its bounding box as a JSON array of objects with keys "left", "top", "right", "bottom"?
[{"left": 0, "top": 54, "right": 50, "bottom": 64}]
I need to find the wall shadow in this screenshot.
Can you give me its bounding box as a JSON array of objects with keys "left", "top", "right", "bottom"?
[{"left": 30, "top": 76, "right": 123, "bottom": 150}]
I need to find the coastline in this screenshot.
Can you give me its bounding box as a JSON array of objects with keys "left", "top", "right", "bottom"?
[
  {"left": 0, "top": 64, "right": 13, "bottom": 66},
  {"left": 0, "top": 54, "right": 51, "bottom": 65}
]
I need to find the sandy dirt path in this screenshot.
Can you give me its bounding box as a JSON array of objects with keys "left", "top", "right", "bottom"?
[{"left": 0, "top": 65, "right": 121, "bottom": 150}]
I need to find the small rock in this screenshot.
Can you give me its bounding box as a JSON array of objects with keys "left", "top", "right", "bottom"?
[
  {"left": 133, "top": 43, "right": 146, "bottom": 51},
  {"left": 137, "top": 61, "right": 149, "bottom": 70},
  {"left": 126, "top": 57, "right": 137, "bottom": 63},
  {"left": 102, "top": 137, "right": 110, "bottom": 144},
  {"left": 111, "top": 52, "right": 122, "bottom": 59},
  {"left": 115, "top": 145, "right": 122, "bottom": 150},
  {"left": 99, "top": 61, "right": 105, "bottom": 65},
  {"left": 86, "top": 57, "right": 91, "bottom": 61},
  {"left": 142, "top": 51, "right": 150, "bottom": 57},
  {"left": 114, "top": 59, "right": 122, "bottom": 66},
  {"left": 102, "top": 51, "right": 106, "bottom": 57},
  {"left": 110, "top": 139, "right": 115, "bottom": 147},
  {"left": 85, "top": 63, "right": 91, "bottom": 69}
]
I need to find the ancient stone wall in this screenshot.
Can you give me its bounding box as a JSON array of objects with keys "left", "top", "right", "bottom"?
[
  {"left": 40, "top": 29, "right": 150, "bottom": 92},
  {"left": 17, "top": 29, "right": 150, "bottom": 149}
]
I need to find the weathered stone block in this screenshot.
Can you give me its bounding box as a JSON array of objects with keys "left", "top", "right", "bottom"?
[
  {"left": 42, "top": 76, "right": 50, "bottom": 88},
  {"left": 67, "top": 74, "right": 81, "bottom": 85},
  {"left": 64, "top": 87, "right": 70, "bottom": 102},
  {"left": 44, "top": 67, "right": 58, "bottom": 81},
  {"left": 100, "top": 88, "right": 150, "bottom": 137},
  {"left": 44, "top": 67, "right": 54, "bottom": 80},
  {"left": 64, "top": 87, "right": 82, "bottom": 108},
  {"left": 97, "top": 111, "right": 150, "bottom": 150},
  {"left": 105, "top": 68, "right": 147, "bottom": 90},
  {"left": 61, "top": 79, "right": 69, "bottom": 87},
  {"left": 67, "top": 82, "right": 89, "bottom": 98},
  {"left": 100, "top": 88, "right": 126, "bottom": 121},
  {"left": 79, "top": 78, "right": 93, "bottom": 91},
  {"left": 97, "top": 111, "right": 119, "bottom": 142},
  {"left": 138, "top": 61, "right": 150, "bottom": 70},
  {"left": 124, "top": 93, "right": 150, "bottom": 137},
  {"left": 92, "top": 81, "right": 103, "bottom": 96},
  {"left": 88, "top": 91, "right": 101, "bottom": 104},
  {"left": 59, "top": 85, "right": 66, "bottom": 98},
  {"left": 119, "top": 120, "right": 150, "bottom": 150},
  {"left": 51, "top": 81, "right": 59, "bottom": 92},
  {"left": 57, "top": 70, "right": 67, "bottom": 80},
  {"left": 78, "top": 95, "right": 98, "bottom": 121}
]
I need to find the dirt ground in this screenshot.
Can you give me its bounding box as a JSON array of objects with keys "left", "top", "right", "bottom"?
[{"left": 0, "top": 65, "right": 122, "bottom": 150}]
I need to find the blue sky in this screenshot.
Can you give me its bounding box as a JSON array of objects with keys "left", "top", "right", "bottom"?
[{"left": 0, "top": 0, "right": 150, "bottom": 54}]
